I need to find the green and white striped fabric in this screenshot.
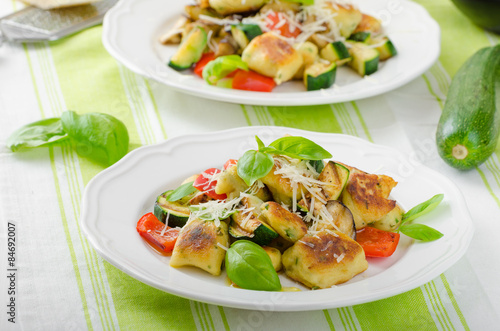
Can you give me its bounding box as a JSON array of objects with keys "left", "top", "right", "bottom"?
[{"left": 1, "top": 0, "right": 500, "bottom": 330}]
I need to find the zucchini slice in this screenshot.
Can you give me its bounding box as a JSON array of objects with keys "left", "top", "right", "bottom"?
[
  {"left": 168, "top": 26, "right": 207, "bottom": 71},
  {"left": 154, "top": 190, "right": 191, "bottom": 227},
  {"left": 229, "top": 213, "right": 279, "bottom": 245},
  {"left": 348, "top": 31, "right": 371, "bottom": 43},
  {"left": 371, "top": 204, "right": 404, "bottom": 231},
  {"left": 348, "top": 42, "right": 379, "bottom": 76},
  {"left": 307, "top": 159, "right": 325, "bottom": 174},
  {"left": 304, "top": 62, "right": 337, "bottom": 91},
  {"left": 320, "top": 41, "right": 352, "bottom": 66},
  {"left": 231, "top": 24, "right": 263, "bottom": 49},
  {"left": 293, "top": 41, "right": 319, "bottom": 79},
  {"left": 229, "top": 195, "right": 278, "bottom": 245},
  {"left": 371, "top": 37, "right": 397, "bottom": 61},
  {"left": 318, "top": 161, "right": 350, "bottom": 200}
]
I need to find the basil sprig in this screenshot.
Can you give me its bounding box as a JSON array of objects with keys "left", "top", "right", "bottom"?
[
  {"left": 7, "top": 110, "right": 129, "bottom": 167},
  {"left": 398, "top": 194, "right": 444, "bottom": 241},
  {"left": 225, "top": 240, "right": 281, "bottom": 291},
  {"left": 166, "top": 181, "right": 197, "bottom": 202},
  {"left": 237, "top": 135, "right": 332, "bottom": 186}
]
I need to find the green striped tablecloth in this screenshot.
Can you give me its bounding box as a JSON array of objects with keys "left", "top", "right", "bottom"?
[{"left": 1, "top": 0, "right": 499, "bottom": 330}]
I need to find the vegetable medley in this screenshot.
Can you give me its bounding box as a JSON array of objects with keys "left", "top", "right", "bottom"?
[
  {"left": 161, "top": 0, "right": 398, "bottom": 92},
  {"left": 137, "top": 136, "right": 443, "bottom": 291}
]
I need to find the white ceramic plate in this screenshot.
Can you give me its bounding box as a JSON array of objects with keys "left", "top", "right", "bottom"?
[
  {"left": 102, "top": 0, "right": 440, "bottom": 106},
  {"left": 81, "top": 127, "right": 473, "bottom": 311}
]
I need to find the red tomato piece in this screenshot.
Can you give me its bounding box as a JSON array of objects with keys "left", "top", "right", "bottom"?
[
  {"left": 232, "top": 70, "right": 276, "bottom": 92},
  {"left": 136, "top": 213, "right": 180, "bottom": 254},
  {"left": 223, "top": 159, "right": 238, "bottom": 169},
  {"left": 265, "top": 12, "right": 301, "bottom": 38},
  {"left": 193, "top": 168, "right": 227, "bottom": 200},
  {"left": 193, "top": 52, "right": 216, "bottom": 77},
  {"left": 356, "top": 226, "right": 400, "bottom": 257}
]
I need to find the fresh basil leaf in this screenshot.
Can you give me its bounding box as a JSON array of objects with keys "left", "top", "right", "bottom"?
[
  {"left": 259, "top": 146, "right": 277, "bottom": 154},
  {"left": 202, "top": 55, "right": 248, "bottom": 85},
  {"left": 61, "top": 111, "right": 129, "bottom": 166},
  {"left": 166, "top": 181, "right": 197, "bottom": 202},
  {"left": 255, "top": 135, "right": 266, "bottom": 150},
  {"left": 7, "top": 117, "right": 68, "bottom": 152},
  {"left": 225, "top": 240, "right": 281, "bottom": 291},
  {"left": 399, "top": 223, "right": 444, "bottom": 242},
  {"left": 237, "top": 150, "right": 274, "bottom": 186},
  {"left": 402, "top": 194, "right": 444, "bottom": 224},
  {"left": 268, "top": 136, "right": 332, "bottom": 160}
]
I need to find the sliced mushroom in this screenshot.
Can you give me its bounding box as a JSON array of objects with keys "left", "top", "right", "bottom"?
[{"left": 159, "top": 16, "right": 190, "bottom": 45}]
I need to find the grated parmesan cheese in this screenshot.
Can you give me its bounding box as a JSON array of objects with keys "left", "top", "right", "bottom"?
[
  {"left": 335, "top": 252, "right": 345, "bottom": 263},
  {"left": 298, "top": 240, "right": 315, "bottom": 249},
  {"left": 217, "top": 242, "right": 228, "bottom": 251},
  {"left": 321, "top": 240, "right": 333, "bottom": 251},
  {"left": 160, "top": 211, "right": 170, "bottom": 236},
  {"left": 198, "top": 14, "right": 240, "bottom": 26}
]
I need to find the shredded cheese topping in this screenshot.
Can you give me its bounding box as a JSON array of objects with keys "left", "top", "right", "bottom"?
[
  {"left": 271, "top": 156, "right": 340, "bottom": 233},
  {"left": 160, "top": 211, "right": 170, "bottom": 236},
  {"left": 201, "top": 0, "right": 357, "bottom": 45},
  {"left": 217, "top": 242, "right": 228, "bottom": 251}
]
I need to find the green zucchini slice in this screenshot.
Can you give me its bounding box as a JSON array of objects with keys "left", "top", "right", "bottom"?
[
  {"left": 371, "top": 37, "right": 397, "bottom": 61},
  {"left": 153, "top": 190, "right": 191, "bottom": 227},
  {"left": 348, "top": 31, "right": 372, "bottom": 43},
  {"left": 348, "top": 42, "right": 379, "bottom": 76},
  {"left": 231, "top": 24, "right": 263, "bottom": 49},
  {"left": 304, "top": 62, "right": 337, "bottom": 91},
  {"left": 318, "top": 161, "right": 350, "bottom": 200},
  {"left": 168, "top": 26, "right": 207, "bottom": 71},
  {"left": 320, "top": 41, "right": 352, "bottom": 66},
  {"left": 371, "top": 204, "right": 404, "bottom": 231},
  {"left": 229, "top": 212, "right": 279, "bottom": 246}
]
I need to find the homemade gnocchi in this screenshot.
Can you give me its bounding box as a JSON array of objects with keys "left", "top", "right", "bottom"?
[
  {"left": 142, "top": 135, "right": 408, "bottom": 290},
  {"left": 162, "top": 0, "right": 398, "bottom": 92}
]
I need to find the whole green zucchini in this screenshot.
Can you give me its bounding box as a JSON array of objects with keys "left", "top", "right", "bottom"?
[{"left": 436, "top": 44, "right": 500, "bottom": 170}]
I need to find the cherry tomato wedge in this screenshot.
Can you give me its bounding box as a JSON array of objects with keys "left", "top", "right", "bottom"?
[
  {"left": 265, "top": 12, "right": 301, "bottom": 38},
  {"left": 194, "top": 52, "right": 216, "bottom": 77},
  {"left": 356, "top": 226, "right": 400, "bottom": 257},
  {"left": 136, "top": 213, "right": 180, "bottom": 254},
  {"left": 232, "top": 70, "right": 276, "bottom": 92},
  {"left": 193, "top": 168, "right": 227, "bottom": 200},
  {"left": 223, "top": 159, "right": 238, "bottom": 169}
]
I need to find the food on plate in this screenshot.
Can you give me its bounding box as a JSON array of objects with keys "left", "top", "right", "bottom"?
[
  {"left": 136, "top": 135, "right": 444, "bottom": 290},
  {"left": 282, "top": 230, "right": 368, "bottom": 289},
  {"left": 436, "top": 44, "right": 500, "bottom": 170},
  {"left": 242, "top": 32, "right": 304, "bottom": 85},
  {"left": 225, "top": 240, "right": 282, "bottom": 291},
  {"left": 161, "top": 0, "right": 398, "bottom": 92},
  {"left": 170, "top": 218, "right": 229, "bottom": 276},
  {"left": 136, "top": 213, "right": 180, "bottom": 254},
  {"left": 340, "top": 165, "right": 397, "bottom": 229}
]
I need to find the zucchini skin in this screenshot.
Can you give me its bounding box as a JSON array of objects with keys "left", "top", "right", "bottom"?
[{"left": 436, "top": 45, "right": 500, "bottom": 170}]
